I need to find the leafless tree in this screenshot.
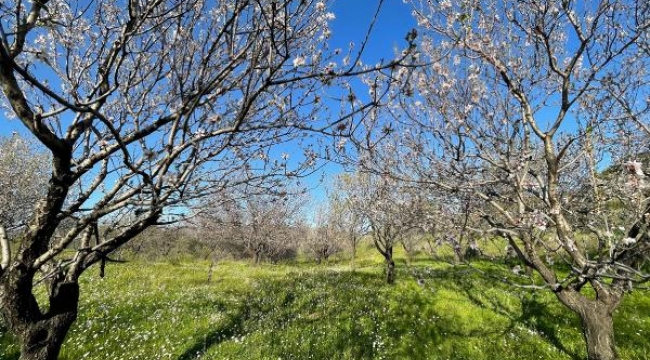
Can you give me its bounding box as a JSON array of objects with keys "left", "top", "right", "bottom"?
[
  {"left": 0, "top": 1, "right": 414, "bottom": 358},
  {"left": 425, "top": 191, "right": 484, "bottom": 263},
  {"left": 361, "top": 1, "right": 650, "bottom": 359},
  {"left": 122, "top": 225, "right": 205, "bottom": 262}
]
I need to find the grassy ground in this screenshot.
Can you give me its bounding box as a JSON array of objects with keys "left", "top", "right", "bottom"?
[{"left": 1, "top": 249, "right": 650, "bottom": 360}]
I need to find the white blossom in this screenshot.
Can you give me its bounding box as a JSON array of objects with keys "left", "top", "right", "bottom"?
[
  {"left": 621, "top": 237, "right": 637, "bottom": 246},
  {"left": 624, "top": 161, "right": 644, "bottom": 177},
  {"left": 292, "top": 56, "right": 306, "bottom": 67}
]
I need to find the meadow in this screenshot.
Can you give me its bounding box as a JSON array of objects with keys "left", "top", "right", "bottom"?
[{"left": 1, "top": 248, "right": 649, "bottom": 360}]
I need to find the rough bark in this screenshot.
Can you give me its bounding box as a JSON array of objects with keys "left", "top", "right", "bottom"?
[
  {"left": 557, "top": 290, "right": 620, "bottom": 360},
  {"left": 17, "top": 315, "right": 76, "bottom": 360},
  {"left": 579, "top": 304, "right": 618, "bottom": 360},
  {"left": 385, "top": 249, "right": 396, "bottom": 284},
  {"left": 0, "top": 264, "right": 79, "bottom": 360}
]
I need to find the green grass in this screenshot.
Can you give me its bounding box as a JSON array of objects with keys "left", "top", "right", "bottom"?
[{"left": 1, "top": 253, "right": 650, "bottom": 360}]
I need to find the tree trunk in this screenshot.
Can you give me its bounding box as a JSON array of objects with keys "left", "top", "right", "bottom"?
[
  {"left": 1, "top": 265, "right": 80, "bottom": 360},
  {"left": 579, "top": 305, "right": 618, "bottom": 360},
  {"left": 448, "top": 237, "right": 463, "bottom": 263},
  {"left": 207, "top": 261, "right": 215, "bottom": 283},
  {"left": 350, "top": 242, "right": 356, "bottom": 272},
  {"left": 18, "top": 316, "right": 76, "bottom": 360},
  {"left": 402, "top": 243, "right": 412, "bottom": 267},
  {"left": 380, "top": 244, "right": 396, "bottom": 284},
  {"left": 385, "top": 256, "right": 396, "bottom": 284}
]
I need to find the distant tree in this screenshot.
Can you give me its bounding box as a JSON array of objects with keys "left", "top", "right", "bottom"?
[
  {"left": 328, "top": 177, "right": 366, "bottom": 270},
  {"left": 341, "top": 171, "right": 422, "bottom": 284},
  {"left": 122, "top": 225, "right": 206, "bottom": 262},
  {"left": 197, "top": 188, "right": 306, "bottom": 264},
  {"left": 0, "top": 134, "right": 50, "bottom": 268},
  {"left": 424, "top": 191, "right": 483, "bottom": 263},
  {"left": 361, "top": 1, "right": 650, "bottom": 359},
  {"left": 305, "top": 203, "right": 342, "bottom": 263},
  {"left": 0, "top": 1, "right": 414, "bottom": 359}
]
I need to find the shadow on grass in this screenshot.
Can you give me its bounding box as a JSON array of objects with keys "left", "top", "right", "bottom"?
[
  {"left": 520, "top": 296, "right": 581, "bottom": 360},
  {"left": 176, "top": 275, "right": 307, "bottom": 360},
  {"left": 176, "top": 301, "right": 249, "bottom": 360},
  {"left": 414, "top": 264, "right": 582, "bottom": 360},
  {"left": 180, "top": 270, "right": 395, "bottom": 359},
  {"left": 181, "top": 268, "right": 556, "bottom": 359}
]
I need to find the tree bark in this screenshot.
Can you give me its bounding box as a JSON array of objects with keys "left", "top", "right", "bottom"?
[
  {"left": 1, "top": 265, "right": 79, "bottom": 360},
  {"left": 17, "top": 315, "right": 76, "bottom": 360},
  {"left": 350, "top": 242, "right": 356, "bottom": 272},
  {"left": 384, "top": 248, "right": 395, "bottom": 284},
  {"left": 557, "top": 289, "right": 620, "bottom": 360},
  {"left": 451, "top": 239, "right": 464, "bottom": 263},
  {"left": 579, "top": 304, "right": 618, "bottom": 360},
  {"left": 385, "top": 256, "right": 396, "bottom": 284}
]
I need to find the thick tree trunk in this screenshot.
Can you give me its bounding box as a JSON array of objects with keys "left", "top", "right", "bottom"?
[
  {"left": 557, "top": 289, "right": 620, "bottom": 360},
  {"left": 385, "top": 259, "right": 396, "bottom": 284},
  {"left": 1, "top": 265, "right": 80, "bottom": 360},
  {"left": 579, "top": 305, "right": 618, "bottom": 360},
  {"left": 17, "top": 316, "right": 76, "bottom": 360}
]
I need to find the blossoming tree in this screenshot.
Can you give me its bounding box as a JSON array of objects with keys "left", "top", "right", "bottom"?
[
  {"left": 339, "top": 171, "right": 425, "bottom": 283},
  {"left": 0, "top": 135, "right": 50, "bottom": 269},
  {"left": 360, "top": 1, "right": 649, "bottom": 359},
  {"left": 0, "top": 1, "right": 413, "bottom": 359}
]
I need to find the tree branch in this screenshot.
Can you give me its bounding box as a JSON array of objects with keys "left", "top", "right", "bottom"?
[{"left": 0, "top": 224, "right": 9, "bottom": 270}]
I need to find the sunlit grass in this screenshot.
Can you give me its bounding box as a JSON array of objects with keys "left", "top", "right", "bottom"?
[{"left": 1, "top": 251, "right": 649, "bottom": 360}]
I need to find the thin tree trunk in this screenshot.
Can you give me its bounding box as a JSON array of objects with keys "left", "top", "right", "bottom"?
[
  {"left": 350, "top": 242, "right": 356, "bottom": 272},
  {"left": 452, "top": 239, "right": 464, "bottom": 263},
  {"left": 386, "top": 257, "right": 396, "bottom": 284},
  {"left": 207, "top": 260, "right": 215, "bottom": 283}
]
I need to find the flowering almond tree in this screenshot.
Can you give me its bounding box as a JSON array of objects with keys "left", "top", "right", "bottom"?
[
  {"left": 340, "top": 171, "right": 424, "bottom": 283},
  {"left": 0, "top": 1, "right": 412, "bottom": 359},
  {"left": 0, "top": 135, "right": 50, "bottom": 268},
  {"left": 327, "top": 177, "right": 367, "bottom": 270},
  {"left": 359, "top": 1, "right": 649, "bottom": 359},
  {"left": 197, "top": 187, "right": 307, "bottom": 264}
]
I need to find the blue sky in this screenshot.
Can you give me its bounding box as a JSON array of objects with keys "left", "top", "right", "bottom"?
[
  {"left": 330, "top": 1, "right": 415, "bottom": 60},
  {"left": 306, "top": 1, "right": 416, "bottom": 202},
  {"left": 0, "top": 1, "right": 416, "bottom": 206}
]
